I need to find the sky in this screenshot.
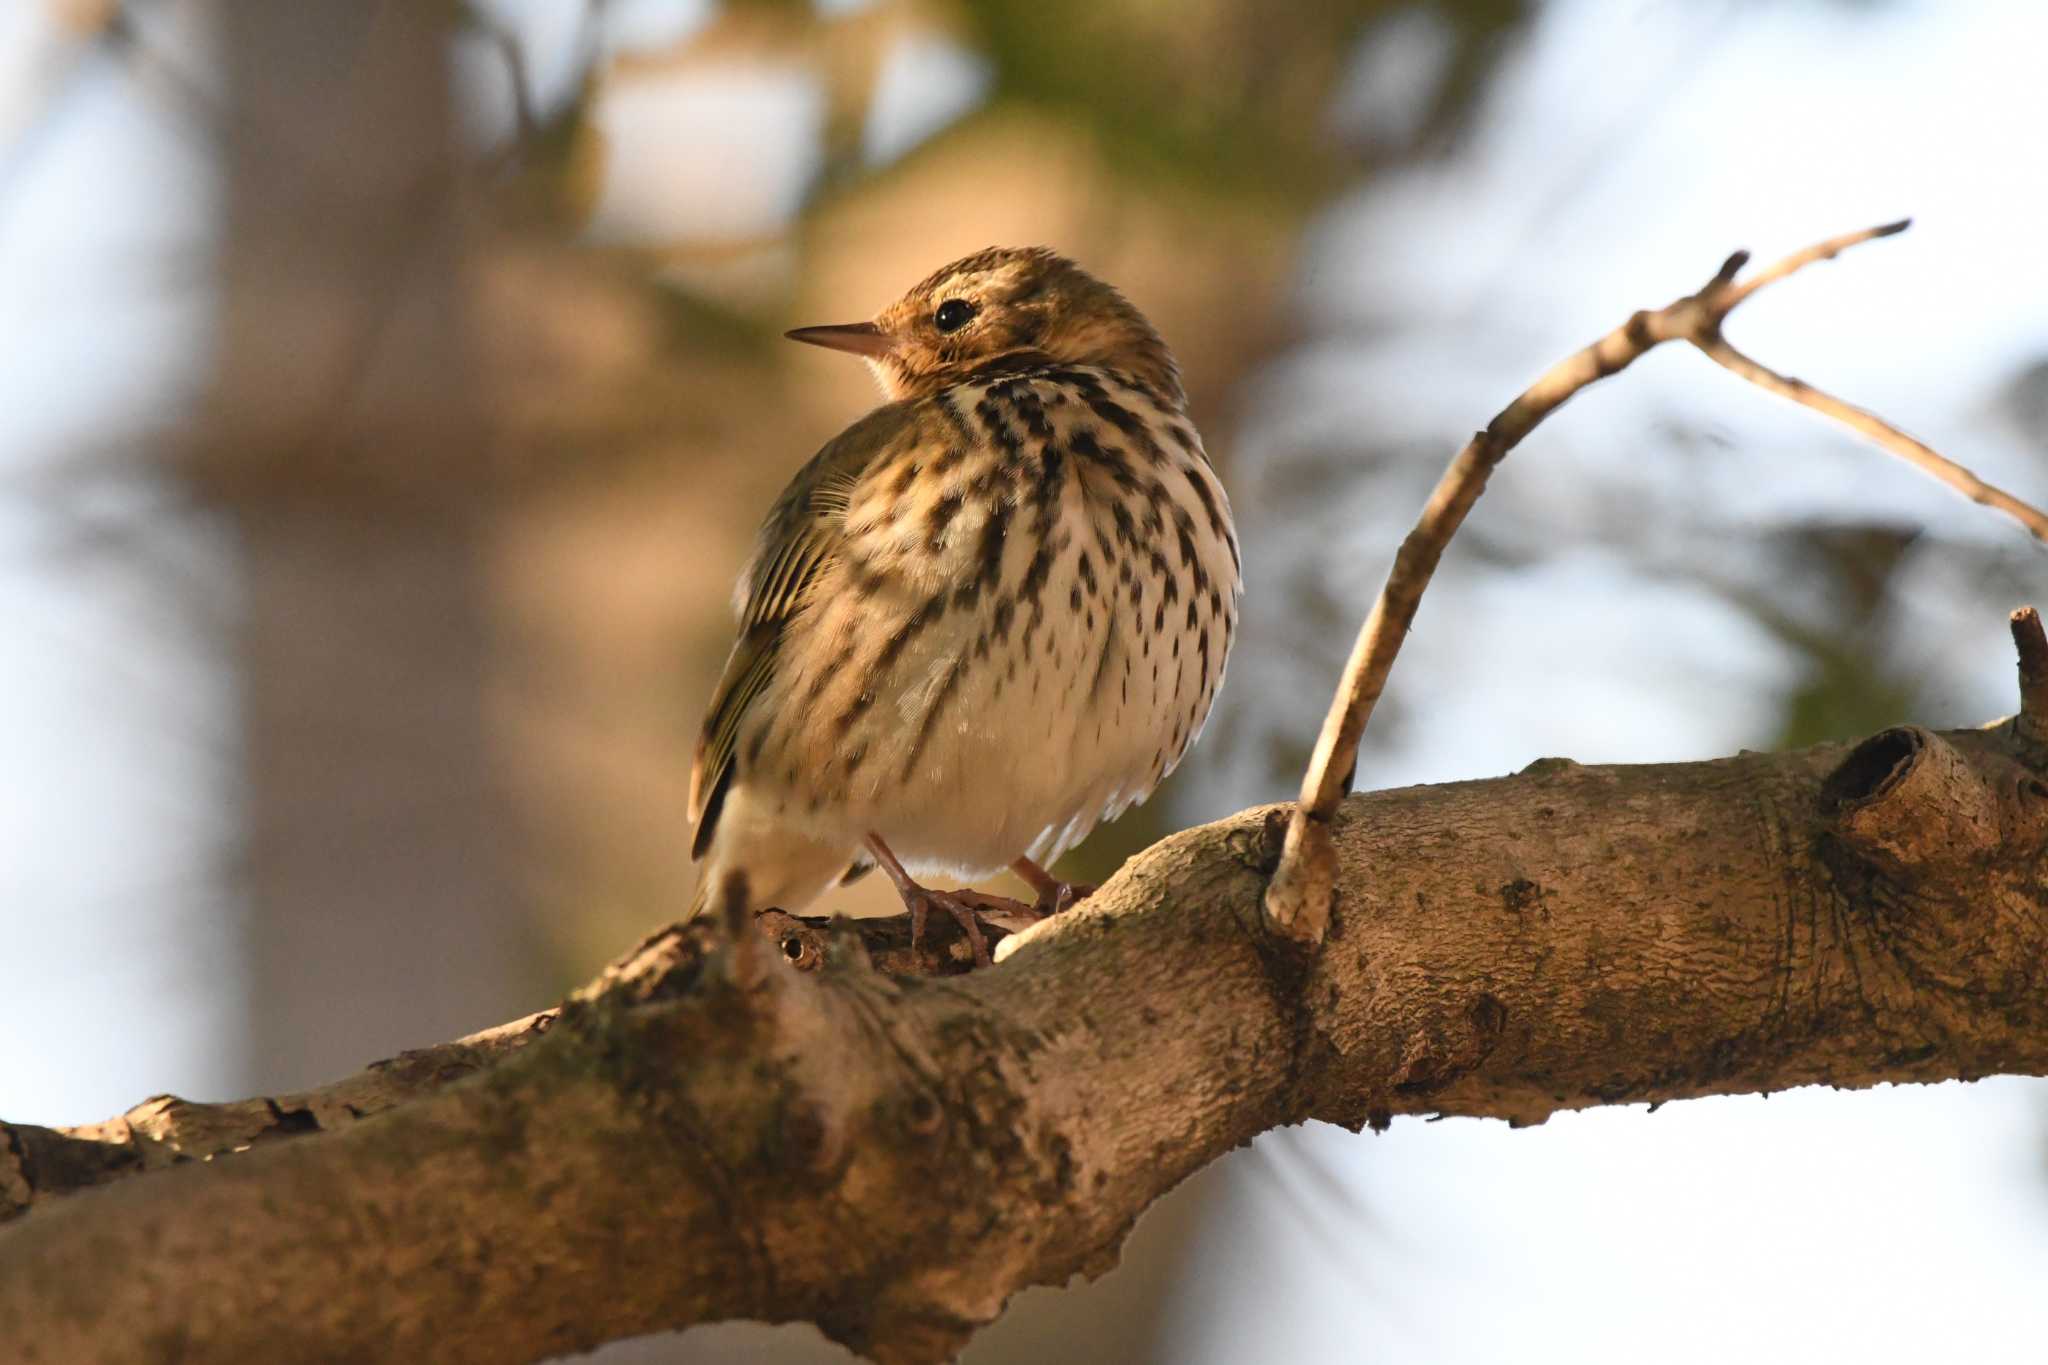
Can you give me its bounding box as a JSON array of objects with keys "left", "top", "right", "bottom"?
[{"left": 0, "top": 1, "right": 2043, "bottom": 1361}]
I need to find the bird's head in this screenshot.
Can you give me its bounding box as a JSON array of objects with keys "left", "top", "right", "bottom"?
[{"left": 786, "top": 247, "right": 1182, "bottom": 406}]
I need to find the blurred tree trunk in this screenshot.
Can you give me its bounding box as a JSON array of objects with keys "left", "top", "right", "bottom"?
[{"left": 199, "top": 0, "right": 542, "bottom": 1090}]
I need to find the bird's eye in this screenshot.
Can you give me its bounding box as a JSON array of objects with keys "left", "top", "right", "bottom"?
[{"left": 933, "top": 299, "right": 976, "bottom": 333}]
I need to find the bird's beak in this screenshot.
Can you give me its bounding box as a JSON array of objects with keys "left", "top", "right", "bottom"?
[{"left": 784, "top": 321, "right": 897, "bottom": 359}]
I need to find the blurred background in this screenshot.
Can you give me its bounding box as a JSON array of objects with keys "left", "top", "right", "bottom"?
[{"left": 2, "top": 0, "right": 2044, "bottom": 1360}]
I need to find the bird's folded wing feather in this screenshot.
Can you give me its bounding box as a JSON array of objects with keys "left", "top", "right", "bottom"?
[{"left": 687, "top": 403, "right": 917, "bottom": 858}]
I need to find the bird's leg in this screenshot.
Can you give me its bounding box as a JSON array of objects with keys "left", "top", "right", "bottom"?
[
  {"left": 1010, "top": 856, "right": 1096, "bottom": 918},
  {"left": 864, "top": 833, "right": 993, "bottom": 967}
]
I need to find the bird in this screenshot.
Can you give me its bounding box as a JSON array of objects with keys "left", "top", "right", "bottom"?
[{"left": 686, "top": 246, "right": 1240, "bottom": 963}]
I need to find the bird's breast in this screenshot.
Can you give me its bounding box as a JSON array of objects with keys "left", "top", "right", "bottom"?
[{"left": 766, "top": 365, "right": 1241, "bottom": 873}]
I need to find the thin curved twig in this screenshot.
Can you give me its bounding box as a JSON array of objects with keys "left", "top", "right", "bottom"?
[
  {"left": 1693, "top": 334, "right": 2048, "bottom": 541},
  {"left": 1263, "top": 218, "right": 2048, "bottom": 943}
]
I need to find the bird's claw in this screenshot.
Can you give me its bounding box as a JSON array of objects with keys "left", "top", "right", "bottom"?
[
  {"left": 950, "top": 888, "right": 1040, "bottom": 932},
  {"left": 906, "top": 888, "right": 998, "bottom": 967},
  {"left": 1033, "top": 879, "right": 1095, "bottom": 918}
]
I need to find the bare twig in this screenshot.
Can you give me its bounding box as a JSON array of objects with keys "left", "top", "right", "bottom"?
[
  {"left": 1714, "top": 220, "right": 1903, "bottom": 309},
  {"left": 1263, "top": 219, "right": 2048, "bottom": 943},
  {"left": 1695, "top": 335, "right": 2048, "bottom": 541}
]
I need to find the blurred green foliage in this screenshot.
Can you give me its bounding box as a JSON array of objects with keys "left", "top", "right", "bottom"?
[{"left": 964, "top": 0, "right": 1529, "bottom": 201}]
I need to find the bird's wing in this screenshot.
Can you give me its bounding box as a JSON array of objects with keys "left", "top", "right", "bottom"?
[{"left": 688, "top": 403, "right": 916, "bottom": 859}]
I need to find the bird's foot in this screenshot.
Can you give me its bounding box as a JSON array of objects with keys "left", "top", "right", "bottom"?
[
  {"left": 1031, "top": 879, "right": 1095, "bottom": 918},
  {"left": 1009, "top": 857, "right": 1096, "bottom": 919},
  {"left": 904, "top": 886, "right": 1000, "bottom": 968},
  {"left": 949, "top": 888, "right": 1042, "bottom": 933}
]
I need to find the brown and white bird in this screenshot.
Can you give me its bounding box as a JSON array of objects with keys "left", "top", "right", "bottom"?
[{"left": 686, "top": 247, "right": 1240, "bottom": 959}]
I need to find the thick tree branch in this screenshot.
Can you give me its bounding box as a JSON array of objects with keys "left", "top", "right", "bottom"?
[
  {"left": 1266, "top": 219, "right": 2048, "bottom": 942},
  {"left": 5, "top": 621, "right": 2047, "bottom": 1364}
]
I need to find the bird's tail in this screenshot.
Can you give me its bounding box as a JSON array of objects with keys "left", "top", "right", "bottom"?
[
  {"left": 686, "top": 867, "right": 756, "bottom": 926},
  {"left": 685, "top": 874, "right": 714, "bottom": 923}
]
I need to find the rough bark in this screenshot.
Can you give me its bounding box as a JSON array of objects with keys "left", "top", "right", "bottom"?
[{"left": 3, "top": 704, "right": 2046, "bottom": 1364}]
